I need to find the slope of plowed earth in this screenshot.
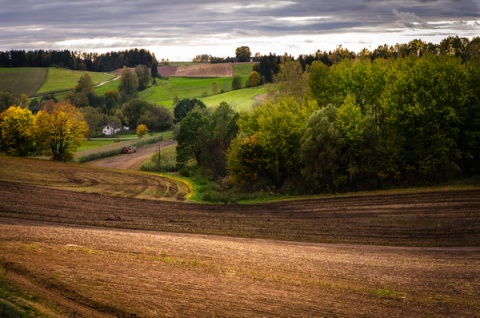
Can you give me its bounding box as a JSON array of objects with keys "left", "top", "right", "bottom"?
[
  {"left": 158, "top": 63, "right": 233, "bottom": 77},
  {"left": 1, "top": 220, "right": 479, "bottom": 318},
  {"left": 0, "top": 156, "right": 189, "bottom": 201},
  {"left": 1, "top": 156, "right": 480, "bottom": 247}
]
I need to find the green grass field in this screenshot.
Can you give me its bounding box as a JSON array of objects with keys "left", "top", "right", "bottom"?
[
  {"left": 139, "top": 77, "right": 233, "bottom": 107},
  {"left": 0, "top": 67, "right": 48, "bottom": 95},
  {"left": 200, "top": 85, "right": 267, "bottom": 112},
  {"left": 134, "top": 63, "right": 260, "bottom": 110},
  {"left": 37, "top": 68, "right": 116, "bottom": 93}
]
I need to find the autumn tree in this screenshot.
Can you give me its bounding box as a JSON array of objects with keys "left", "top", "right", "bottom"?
[
  {"left": 0, "top": 106, "right": 36, "bottom": 156},
  {"left": 247, "top": 71, "right": 261, "bottom": 87},
  {"left": 34, "top": 101, "right": 89, "bottom": 161},
  {"left": 136, "top": 124, "right": 148, "bottom": 138}
]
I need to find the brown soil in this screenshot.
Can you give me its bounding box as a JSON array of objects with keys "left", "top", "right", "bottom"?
[
  {"left": 1, "top": 156, "right": 480, "bottom": 317},
  {"left": 158, "top": 63, "right": 233, "bottom": 77}
]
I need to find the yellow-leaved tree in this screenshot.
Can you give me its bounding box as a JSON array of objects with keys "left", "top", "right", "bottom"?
[
  {"left": 0, "top": 105, "right": 36, "bottom": 156},
  {"left": 34, "top": 101, "right": 89, "bottom": 161},
  {"left": 136, "top": 124, "right": 148, "bottom": 138}
]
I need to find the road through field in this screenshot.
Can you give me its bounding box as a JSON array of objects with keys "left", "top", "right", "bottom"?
[{"left": 85, "top": 139, "right": 176, "bottom": 170}]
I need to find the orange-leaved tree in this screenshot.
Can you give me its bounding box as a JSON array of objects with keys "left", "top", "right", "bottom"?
[{"left": 34, "top": 101, "right": 89, "bottom": 161}]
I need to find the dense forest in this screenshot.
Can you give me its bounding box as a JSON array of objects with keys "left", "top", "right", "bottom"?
[{"left": 0, "top": 48, "right": 157, "bottom": 72}]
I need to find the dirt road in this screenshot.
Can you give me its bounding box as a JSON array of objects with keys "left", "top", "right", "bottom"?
[{"left": 86, "top": 139, "right": 176, "bottom": 170}]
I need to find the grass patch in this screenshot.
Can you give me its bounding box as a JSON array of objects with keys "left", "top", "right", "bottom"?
[
  {"left": 0, "top": 266, "right": 47, "bottom": 318},
  {"left": 140, "top": 145, "right": 177, "bottom": 173},
  {"left": 37, "top": 68, "right": 115, "bottom": 94},
  {"left": 0, "top": 67, "right": 48, "bottom": 96},
  {"left": 75, "top": 133, "right": 167, "bottom": 163},
  {"left": 232, "top": 63, "right": 256, "bottom": 78},
  {"left": 139, "top": 77, "right": 232, "bottom": 108},
  {"left": 76, "top": 139, "right": 116, "bottom": 152},
  {"left": 201, "top": 85, "right": 267, "bottom": 112}
]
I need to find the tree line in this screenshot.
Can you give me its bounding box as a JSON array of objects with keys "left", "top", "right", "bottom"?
[{"left": 0, "top": 48, "right": 157, "bottom": 72}]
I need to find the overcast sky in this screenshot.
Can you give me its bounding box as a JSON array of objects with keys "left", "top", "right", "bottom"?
[{"left": 0, "top": 0, "right": 479, "bottom": 61}]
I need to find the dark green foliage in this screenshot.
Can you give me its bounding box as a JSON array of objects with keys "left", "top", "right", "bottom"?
[
  {"left": 175, "top": 103, "right": 238, "bottom": 178},
  {"left": 231, "top": 76, "right": 243, "bottom": 90},
  {"left": 173, "top": 98, "right": 206, "bottom": 123},
  {"left": 0, "top": 48, "right": 157, "bottom": 72},
  {"left": 121, "top": 98, "right": 156, "bottom": 129},
  {"left": 138, "top": 105, "right": 173, "bottom": 132}
]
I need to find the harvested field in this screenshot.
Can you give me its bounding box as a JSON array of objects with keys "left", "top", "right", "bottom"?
[
  {"left": 158, "top": 63, "right": 233, "bottom": 77},
  {"left": 1, "top": 156, "right": 480, "bottom": 317}
]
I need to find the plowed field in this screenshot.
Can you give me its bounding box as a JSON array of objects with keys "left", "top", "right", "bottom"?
[
  {"left": 1, "top": 156, "right": 480, "bottom": 317},
  {"left": 158, "top": 63, "right": 233, "bottom": 77}
]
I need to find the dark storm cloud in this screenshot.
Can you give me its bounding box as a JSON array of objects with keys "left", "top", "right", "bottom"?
[{"left": 0, "top": 0, "right": 478, "bottom": 56}]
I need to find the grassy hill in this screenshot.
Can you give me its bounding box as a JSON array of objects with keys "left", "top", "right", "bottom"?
[
  {"left": 134, "top": 62, "right": 261, "bottom": 110},
  {"left": 0, "top": 67, "right": 116, "bottom": 96},
  {"left": 0, "top": 67, "right": 47, "bottom": 95},
  {"left": 37, "top": 68, "right": 116, "bottom": 94}
]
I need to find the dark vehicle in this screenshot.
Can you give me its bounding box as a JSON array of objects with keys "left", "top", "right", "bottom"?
[{"left": 121, "top": 146, "right": 137, "bottom": 154}]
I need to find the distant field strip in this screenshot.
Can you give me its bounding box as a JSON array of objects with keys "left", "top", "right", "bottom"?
[
  {"left": 159, "top": 63, "right": 233, "bottom": 77},
  {"left": 0, "top": 67, "right": 47, "bottom": 95}
]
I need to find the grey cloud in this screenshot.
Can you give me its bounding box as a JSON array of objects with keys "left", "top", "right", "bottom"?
[
  {"left": 392, "top": 9, "right": 429, "bottom": 28},
  {"left": 0, "top": 0, "right": 478, "bottom": 56}
]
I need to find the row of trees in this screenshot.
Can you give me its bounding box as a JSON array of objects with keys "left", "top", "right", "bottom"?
[
  {"left": 242, "top": 36, "right": 480, "bottom": 86},
  {"left": 0, "top": 48, "right": 157, "bottom": 72}
]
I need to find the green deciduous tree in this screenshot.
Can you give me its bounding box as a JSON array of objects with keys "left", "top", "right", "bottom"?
[
  {"left": 121, "top": 98, "right": 156, "bottom": 129},
  {"left": 175, "top": 107, "right": 211, "bottom": 170},
  {"left": 0, "top": 106, "right": 36, "bottom": 156},
  {"left": 138, "top": 105, "right": 173, "bottom": 132},
  {"left": 380, "top": 54, "right": 468, "bottom": 182},
  {"left": 300, "top": 105, "right": 345, "bottom": 192},
  {"left": 228, "top": 97, "right": 317, "bottom": 189},
  {"left": 135, "top": 64, "right": 152, "bottom": 90},
  {"left": 34, "top": 101, "right": 89, "bottom": 161},
  {"left": 118, "top": 67, "right": 139, "bottom": 100},
  {"left": 173, "top": 98, "right": 206, "bottom": 123},
  {"left": 235, "top": 46, "right": 251, "bottom": 62},
  {"left": 336, "top": 95, "right": 365, "bottom": 187}
]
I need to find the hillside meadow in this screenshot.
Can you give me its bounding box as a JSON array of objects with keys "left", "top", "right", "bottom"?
[
  {"left": 0, "top": 67, "right": 116, "bottom": 96},
  {"left": 0, "top": 67, "right": 47, "bottom": 95}
]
